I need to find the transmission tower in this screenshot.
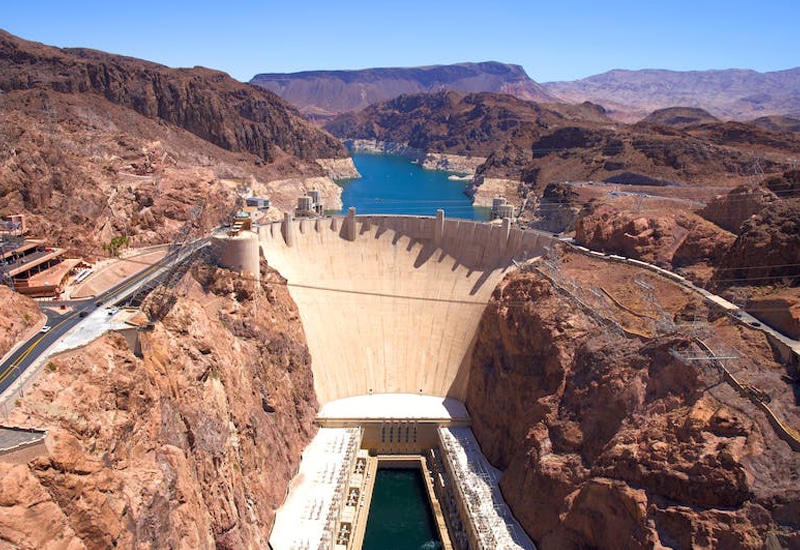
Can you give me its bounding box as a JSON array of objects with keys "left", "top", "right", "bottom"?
[
  {"left": 128, "top": 200, "right": 210, "bottom": 320},
  {"left": 750, "top": 156, "right": 765, "bottom": 186}
]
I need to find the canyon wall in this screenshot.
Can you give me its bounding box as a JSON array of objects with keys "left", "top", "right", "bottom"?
[
  {"left": 466, "top": 259, "right": 800, "bottom": 549},
  {"left": 0, "top": 263, "right": 317, "bottom": 549},
  {"left": 0, "top": 286, "right": 41, "bottom": 359},
  {"left": 0, "top": 30, "right": 346, "bottom": 164}
]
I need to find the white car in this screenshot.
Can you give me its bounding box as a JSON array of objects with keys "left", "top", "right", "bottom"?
[{"left": 40, "top": 325, "right": 52, "bottom": 333}]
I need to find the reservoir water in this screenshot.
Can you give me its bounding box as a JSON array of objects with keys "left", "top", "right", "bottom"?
[
  {"left": 362, "top": 468, "right": 442, "bottom": 550},
  {"left": 339, "top": 153, "right": 489, "bottom": 220}
]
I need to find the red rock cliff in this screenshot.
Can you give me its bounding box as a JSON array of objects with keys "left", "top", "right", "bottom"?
[
  {"left": 466, "top": 254, "right": 800, "bottom": 549},
  {"left": 0, "top": 263, "right": 318, "bottom": 549},
  {"left": 0, "top": 30, "right": 346, "bottom": 164}
]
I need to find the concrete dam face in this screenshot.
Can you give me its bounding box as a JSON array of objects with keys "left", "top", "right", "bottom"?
[{"left": 257, "top": 211, "right": 554, "bottom": 406}]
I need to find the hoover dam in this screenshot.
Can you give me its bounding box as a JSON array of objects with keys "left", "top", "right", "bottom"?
[
  {"left": 220, "top": 210, "right": 554, "bottom": 548},
  {"left": 256, "top": 209, "right": 554, "bottom": 405}
]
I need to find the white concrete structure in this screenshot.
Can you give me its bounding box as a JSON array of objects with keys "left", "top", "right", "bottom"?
[
  {"left": 214, "top": 230, "right": 260, "bottom": 281},
  {"left": 439, "top": 427, "right": 536, "bottom": 549},
  {"left": 318, "top": 394, "right": 469, "bottom": 422},
  {"left": 270, "top": 427, "right": 362, "bottom": 550},
  {"left": 259, "top": 212, "right": 554, "bottom": 405},
  {"left": 261, "top": 212, "right": 553, "bottom": 547}
]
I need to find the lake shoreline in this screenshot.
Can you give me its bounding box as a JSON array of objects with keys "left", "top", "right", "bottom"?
[{"left": 338, "top": 153, "right": 489, "bottom": 221}]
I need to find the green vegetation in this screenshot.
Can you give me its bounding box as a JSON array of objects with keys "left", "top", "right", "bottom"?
[{"left": 102, "top": 235, "right": 130, "bottom": 257}]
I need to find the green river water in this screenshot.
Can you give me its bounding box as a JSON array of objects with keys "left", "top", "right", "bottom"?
[{"left": 362, "top": 468, "right": 442, "bottom": 550}]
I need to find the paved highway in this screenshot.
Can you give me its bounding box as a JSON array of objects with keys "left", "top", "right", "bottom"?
[{"left": 0, "top": 245, "right": 191, "bottom": 396}]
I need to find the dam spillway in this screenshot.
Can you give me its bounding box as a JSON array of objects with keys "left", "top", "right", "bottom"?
[{"left": 258, "top": 210, "right": 554, "bottom": 405}]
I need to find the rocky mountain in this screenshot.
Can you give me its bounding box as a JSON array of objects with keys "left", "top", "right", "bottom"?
[
  {"left": 326, "top": 90, "right": 800, "bottom": 197},
  {"left": 467, "top": 251, "right": 800, "bottom": 549},
  {"left": 751, "top": 115, "right": 800, "bottom": 133},
  {"left": 0, "top": 30, "right": 351, "bottom": 252},
  {"left": 543, "top": 67, "right": 800, "bottom": 122},
  {"left": 1, "top": 262, "right": 318, "bottom": 549},
  {"left": 0, "top": 30, "right": 345, "bottom": 164},
  {"left": 250, "top": 61, "right": 559, "bottom": 120},
  {"left": 326, "top": 91, "right": 611, "bottom": 158},
  {"left": 250, "top": 61, "right": 800, "bottom": 125},
  {"left": 637, "top": 106, "right": 721, "bottom": 129}
]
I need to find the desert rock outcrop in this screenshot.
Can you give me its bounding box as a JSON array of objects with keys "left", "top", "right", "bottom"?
[
  {"left": 1, "top": 263, "right": 317, "bottom": 549},
  {"left": 574, "top": 199, "right": 736, "bottom": 277},
  {"left": 467, "top": 252, "right": 800, "bottom": 549},
  {"left": 0, "top": 286, "right": 40, "bottom": 358}
]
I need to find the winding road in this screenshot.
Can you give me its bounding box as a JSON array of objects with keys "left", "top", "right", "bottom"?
[{"left": 0, "top": 242, "right": 202, "bottom": 396}]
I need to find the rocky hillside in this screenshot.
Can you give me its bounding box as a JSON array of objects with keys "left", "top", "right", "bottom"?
[
  {"left": 566, "top": 170, "right": 800, "bottom": 338},
  {"left": 0, "top": 30, "right": 345, "bottom": 164},
  {"left": 251, "top": 61, "right": 558, "bottom": 120},
  {"left": 467, "top": 251, "right": 800, "bottom": 549},
  {"left": 543, "top": 67, "right": 800, "bottom": 122},
  {"left": 0, "top": 30, "right": 351, "bottom": 252},
  {"left": 326, "top": 91, "right": 610, "bottom": 158},
  {"left": 327, "top": 91, "right": 800, "bottom": 193},
  {"left": 574, "top": 199, "right": 736, "bottom": 272},
  {"left": 751, "top": 116, "right": 800, "bottom": 133},
  {"left": 0, "top": 286, "right": 40, "bottom": 358},
  {"left": 638, "top": 107, "right": 721, "bottom": 129},
  {"left": 718, "top": 198, "right": 800, "bottom": 286},
  {"left": 1, "top": 262, "right": 318, "bottom": 549}
]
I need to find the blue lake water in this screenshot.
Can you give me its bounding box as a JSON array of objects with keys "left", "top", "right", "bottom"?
[
  {"left": 362, "top": 468, "right": 442, "bottom": 550},
  {"left": 338, "top": 153, "right": 489, "bottom": 220}
]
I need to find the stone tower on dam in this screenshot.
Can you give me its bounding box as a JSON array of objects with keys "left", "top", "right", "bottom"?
[{"left": 257, "top": 210, "right": 555, "bottom": 406}]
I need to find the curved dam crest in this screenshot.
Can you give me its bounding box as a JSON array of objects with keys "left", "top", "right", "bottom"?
[{"left": 257, "top": 212, "right": 555, "bottom": 406}]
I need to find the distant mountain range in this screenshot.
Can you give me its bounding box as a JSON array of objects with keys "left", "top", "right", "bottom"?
[
  {"left": 544, "top": 68, "right": 800, "bottom": 122},
  {"left": 251, "top": 63, "right": 800, "bottom": 123},
  {"left": 250, "top": 62, "right": 558, "bottom": 120}
]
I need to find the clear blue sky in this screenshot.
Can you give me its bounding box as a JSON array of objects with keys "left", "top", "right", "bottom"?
[{"left": 3, "top": 0, "right": 798, "bottom": 83}]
